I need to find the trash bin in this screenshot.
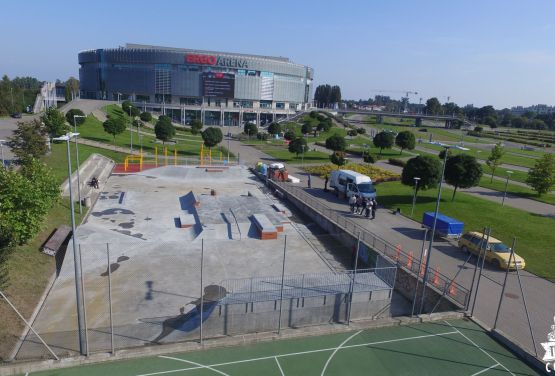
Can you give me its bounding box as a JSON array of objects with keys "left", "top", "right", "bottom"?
[{"left": 83, "top": 196, "right": 92, "bottom": 208}]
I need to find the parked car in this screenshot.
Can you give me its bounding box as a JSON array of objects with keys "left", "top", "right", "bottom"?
[
  {"left": 11, "top": 112, "right": 22, "bottom": 118},
  {"left": 458, "top": 231, "right": 525, "bottom": 270}
]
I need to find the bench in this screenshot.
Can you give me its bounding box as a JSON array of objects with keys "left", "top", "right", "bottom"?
[
  {"left": 252, "top": 214, "right": 278, "bottom": 240},
  {"left": 42, "top": 225, "right": 72, "bottom": 257}
]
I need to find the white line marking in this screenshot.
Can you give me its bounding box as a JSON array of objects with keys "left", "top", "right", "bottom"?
[
  {"left": 469, "top": 363, "right": 499, "bottom": 376},
  {"left": 320, "top": 330, "right": 363, "bottom": 376},
  {"left": 136, "top": 330, "right": 458, "bottom": 376},
  {"left": 274, "top": 356, "right": 285, "bottom": 376},
  {"left": 443, "top": 321, "right": 515, "bottom": 376},
  {"left": 158, "top": 355, "right": 231, "bottom": 376}
]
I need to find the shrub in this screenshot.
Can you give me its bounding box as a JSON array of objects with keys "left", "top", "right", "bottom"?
[
  {"left": 256, "top": 132, "right": 269, "bottom": 140},
  {"left": 418, "top": 128, "right": 428, "bottom": 132},
  {"left": 363, "top": 154, "right": 376, "bottom": 163},
  {"left": 388, "top": 158, "right": 406, "bottom": 167},
  {"left": 140, "top": 112, "right": 152, "bottom": 122},
  {"left": 356, "top": 127, "right": 366, "bottom": 134}
]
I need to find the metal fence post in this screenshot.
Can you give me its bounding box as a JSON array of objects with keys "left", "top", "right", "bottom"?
[
  {"left": 199, "top": 239, "right": 204, "bottom": 345},
  {"left": 347, "top": 233, "right": 361, "bottom": 325},
  {"left": 471, "top": 228, "right": 491, "bottom": 317},
  {"left": 106, "top": 243, "right": 115, "bottom": 354},
  {"left": 514, "top": 244, "right": 538, "bottom": 356},
  {"left": 278, "top": 235, "right": 287, "bottom": 334},
  {"left": 493, "top": 238, "right": 515, "bottom": 330},
  {"left": 466, "top": 229, "right": 486, "bottom": 312},
  {"left": 411, "top": 229, "right": 428, "bottom": 317}
]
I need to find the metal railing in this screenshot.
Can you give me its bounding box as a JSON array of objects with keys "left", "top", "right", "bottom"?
[{"left": 260, "top": 176, "right": 470, "bottom": 309}]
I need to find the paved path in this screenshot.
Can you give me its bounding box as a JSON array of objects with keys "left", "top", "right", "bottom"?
[{"left": 230, "top": 137, "right": 555, "bottom": 358}]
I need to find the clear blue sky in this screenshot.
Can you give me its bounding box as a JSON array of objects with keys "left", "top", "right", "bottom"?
[{"left": 2, "top": 0, "right": 554, "bottom": 109}]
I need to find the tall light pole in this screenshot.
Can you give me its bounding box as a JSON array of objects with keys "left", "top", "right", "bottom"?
[
  {"left": 0, "top": 140, "right": 6, "bottom": 168},
  {"left": 52, "top": 132, "right": 87, "bottom": 355},
  {"left": 301, "top": 144, "right": 306, "bottom": 168},
  {"left": 73, "top": 115, "right": 86, "bottom": 214},
  {"left": 411, "top": 177, "right": 421, "bottom": 217},
  {"left": 128, "top": 106, "right": 133, "bottom": 153},
  {"left": 227, "top": 123, "right": 231, "bottom": 163},
  {"left": 501, "top": 171, "right": 513, "bottom": 206},
  {"left": 419, "top": 142, "right": 468, "bottom": 315}
]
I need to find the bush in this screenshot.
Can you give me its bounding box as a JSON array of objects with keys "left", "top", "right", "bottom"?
[
  {"left": 140, "top": 112, "right": 152, "bottom": 122},
  {"left": 330, "top": 151, "right": 347, "bottom": 166},
  {"left": 347, "top": 129, "right": 358, "bottom": 137},
  {"left": 363, "top": 154, "right": 376, "bottom": 163},
  {"left": 65, "top": 109, "right": 85, "bottom": 125},
  {"left": 356, "top": 127, "right": 366, "bottom": 134},
  {"left": 474, "top": 126, "right": 483, "bottom": 132},
  {"left": 418, "top": 128, "right": 428, "bottom": 132},
  {"left": 256, "top": 132, "right": 269, "bottom": 140},
  {"left": 388, "top": 158, "right": 406, "bottom": 167},
  {"left": 284, "top": 130, "right": 296, "bottom": 141}
]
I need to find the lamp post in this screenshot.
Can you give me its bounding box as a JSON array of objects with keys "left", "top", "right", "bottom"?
[
  {"left": 73, "top": 115, "right": 86, "bottom": 214},
  {"left": 419, "top": 142, "right": 469, "bottom": 315},
  {"left": 227, "top": 123, "right": 231, "bottom": 163},
  {"left": 411, "top": 177, "right": 421, "bottom": 217},
  {"left": 501, "top": 171, "right": 513, "bottom": 206},
  {"left": 128, "top": 106, "right": 133, "bottom": 153},
  {"left": 52, "top": 132, "right": 87, "bottom": 355},
  {"left": 301, "top": 144, "right": 306, "bottom": 168},
  {"left": 0, "top": 140, "right": 6, "bottom": 168}
]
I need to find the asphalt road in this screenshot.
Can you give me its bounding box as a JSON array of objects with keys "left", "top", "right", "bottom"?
[{"left": 230, "top": 136, "right": 555, "bottom": 358}]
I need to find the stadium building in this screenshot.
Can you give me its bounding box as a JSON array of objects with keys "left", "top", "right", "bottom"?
[{"left": 78, "top": 43, "right": 313, "bottom": 125}]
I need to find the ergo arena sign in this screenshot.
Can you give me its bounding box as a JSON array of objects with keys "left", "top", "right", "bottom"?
[{"left": 186, "top": 54, "right": 248, "bottom": 68}]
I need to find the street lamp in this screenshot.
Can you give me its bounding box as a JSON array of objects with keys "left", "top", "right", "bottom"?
[
  {"left": 301, "top": 144, "right": 306, "bottom": 168},
  {"left": 502, "top": 171, "right": 513, "bottom": 206},
  {"left": 0, "top": 140, "right": 6, "bottom": 168},
  {"left": 52, "top": 132, "right": 87, "bottom": 355},
  {"left": 419, "top": 142, "right": 468, "bottom": 315},
  {"left": 411, "top": 177, "right": 421, "bottom": 217},
  {"left": 128, "top": 106, "right": 133, "bottom": 153},
  {"left": 73, "top": 115, "right": 86, "bottom": 214}
]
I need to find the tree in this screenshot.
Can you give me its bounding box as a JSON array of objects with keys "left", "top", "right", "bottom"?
[
  {"left": 190, "top": 119, "right": 203, "bottom": 135},
  {"left": 401, "top": 156, "right": 441, "bottom": 194},
  {"left": 424, "top": 97, "right": 442, "bottom": 115},
  {"left": 65, "top": 109, "right": 86, "bottom": 126},
  {"left": 526, "top": 154, "right": 555, "bottom": 195},
  {"left": 486, "top": 143, "right": 505, "bottom": 182},
  {"left": 284, "top": 130, "right": 296, "bottom": 141},
  {"left": 484, "top": 116, "right": 497, "bottom": 128},
  {"left": 103, "top": 117, "right": 126, "bottom": 145},
  {"left": 330, "top": 151, "right": 347, "bottom": 166},
  {"left": 288, "top": 137, "right": 307, "bottom": 156},
  {"left": 8, "top": 120, "right": 48, "bottom": 162},
  {"left": 325, "top": 134, "right": 346, "bottom": 151},
  {"left": 395, "top": 131, "right": 415, "bottom": 155},
  {"left": 347, "top": 129, "right": 358, "bottom": 137},
  {"left": 154, "top": 117, "right": 176, "bottom": 144},
  {"left": 314, "top": 84, "right": 342, "bottom": 108},
  {"left": 201, "top": 127, "right": 223, "bottom": 148},
  {"left": 268, "top": 122, "right": 281, "bottom": 135},
  {"left": 132, "top": 119, "right": 143, "bottom": 128},
  {"left": 64, "top": 77, "right": 79, "bottom": 102},
  {"left": 438, "top": 148, "right": 453, "bottom": 160},
  {"left": 0, "top": 159, "right": 59, "bottom": 248},
  {"left": 444, "top": 154, "right": 482, "bottom": 201},
  {"left": 318, "top": 118, "right": 332, "bottom": 132},
  {"left": 244, "top": 122, "right": 258, "bottom": 138},
  {"left": 121, "top": 101, "right": 133, "bottom": 113},
  {"left": 41, "top": 107, "right": 68, "bottom": 138},
  {"left": 129, "top": 106, "right": 140, "bottom": 117},
  {"left": 356, "top": 127, "right": 366, "bottom": 134},
  {"left": 373, "top": 131, "right": 394, "bottom": 155},
  {"left": 140, "top": 112, "right": 152, "bottom": 122},
  {"left": 474, "top": 126, "right": 483, "bottom": 133},
  {"left": 301, "top": 122, "right": 313, "bottom": 136}
]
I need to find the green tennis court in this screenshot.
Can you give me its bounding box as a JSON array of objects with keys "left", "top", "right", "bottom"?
[{"left": 26, "top": 319, "right": 540, "bottom": 375}]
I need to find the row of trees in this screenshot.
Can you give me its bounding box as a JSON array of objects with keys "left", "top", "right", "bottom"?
[
  {"left": 0, "top": 75, "right": 41, "bottom": 115},
  {"left": 314, "top": 84, "right": 342, "bottom": 108}
]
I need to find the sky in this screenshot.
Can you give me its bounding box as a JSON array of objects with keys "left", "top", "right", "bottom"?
[{"left": 1, "top": 0, "right": 555, "bottom": 109}]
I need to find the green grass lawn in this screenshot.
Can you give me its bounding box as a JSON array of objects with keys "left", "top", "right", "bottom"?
[
  {"left": 478, "top": 177, "right": 555, "bottom": 205},
  {"left": 250, "top": 144, "right": 330, "bottom": 163},
  {"left": 376, "top": 181, "right": 554, "bottom": 280},
  {"left": 76, "top": 113, "right": 230, "bottom": 158}
]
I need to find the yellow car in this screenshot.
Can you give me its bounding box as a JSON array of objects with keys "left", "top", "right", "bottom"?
[{"left": 458, "top": 231, "right": 525, "bottom": 270}]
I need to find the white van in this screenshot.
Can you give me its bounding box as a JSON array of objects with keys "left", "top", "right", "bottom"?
[{"left": 329, "top": 170, "right": 376, "bottom": 199}]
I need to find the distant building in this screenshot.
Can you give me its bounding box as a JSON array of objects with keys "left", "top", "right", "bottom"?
[{"left": 511, "top": 104, "right": 555, "bottom": 115}]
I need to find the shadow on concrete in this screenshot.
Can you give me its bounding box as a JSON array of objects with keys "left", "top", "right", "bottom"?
[{"left": 392, "top": 227, "right": 427, "bottom": 240}]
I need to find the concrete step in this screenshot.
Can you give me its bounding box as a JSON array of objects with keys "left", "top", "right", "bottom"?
[{"left": 61, "top": 154, "right": 114, "bottom": 199}]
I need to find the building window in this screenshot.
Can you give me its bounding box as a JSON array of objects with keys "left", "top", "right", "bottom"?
[
  {"left": 276, "top": 102, "right": 285, "bottom": 109},
  {"left": 260, "top": 100, "right": 272, "bottom": 109},
  {"left": 136, "top": 95, "right": 150, "bottom": 102}
]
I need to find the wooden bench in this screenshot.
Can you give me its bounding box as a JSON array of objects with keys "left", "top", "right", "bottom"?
[
  {"left": 42, "top": 225, "right": 72, "bottom": 256},
  {"left": 252, "top": 214, "right": 278, "bottom": 240}
]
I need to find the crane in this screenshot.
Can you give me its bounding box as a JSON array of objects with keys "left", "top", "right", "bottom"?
[{"left": 369, "top": 90, "right": 419, "bottom": 112}]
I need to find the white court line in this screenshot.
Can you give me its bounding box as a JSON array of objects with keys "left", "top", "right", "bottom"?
[
  {"left": 469, "top": 363, "right": 499, "bottom": 376},
  {"left": 158, "top": 355, "right": 231, "bottom": 376},
  {"left": 274, "top": 356, "right": 285, "bottom": 376},
  {"left": 136, "top": 330, "right": 458, "bottom": 376},
  {"left": 320, "top": 330, "right": 363, "bottom": 376},
  {"left": 443, "top": 321, "right": 515, "bottom": 376}
]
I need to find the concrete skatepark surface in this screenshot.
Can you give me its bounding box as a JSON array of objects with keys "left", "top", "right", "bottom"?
[{"left": 18, "top": 166, "right": 383, "bottom": 359}]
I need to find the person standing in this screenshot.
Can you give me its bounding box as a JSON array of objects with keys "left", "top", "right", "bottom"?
[
  {"left": 349, "top": 194, "right": 357, "bottom": 214},
  {"left": 324, "top": 175, "right": 329, "bottom": 192},
  {"left": 365, "top": 197, "right": 372, "bottom": 218},
  {"left": 371, "top": 198, "right": 377, "bottom": 219},
  {"left": 355, "top": 195, "right": 362, "bottom": 215},
  {"left": 307, "top": 174, "right": 311, "bottom": 188}
]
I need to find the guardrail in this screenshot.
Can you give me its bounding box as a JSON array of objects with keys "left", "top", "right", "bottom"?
[{"left": 255, "top": 172, "right": 470, "bottom": 309}]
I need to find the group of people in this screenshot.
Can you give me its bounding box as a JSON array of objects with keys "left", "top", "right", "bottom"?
[
  {"left": 348, "top": 194, "right": 377, "bottom": 219},
  {"left": 90, "top": 177, "right": 99, "bottom": 189}
]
